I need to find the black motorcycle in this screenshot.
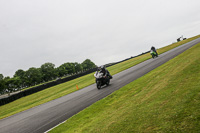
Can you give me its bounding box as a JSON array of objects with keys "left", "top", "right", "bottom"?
[{"left": 94, "top": 72, "right": 110, "bottom": 89}]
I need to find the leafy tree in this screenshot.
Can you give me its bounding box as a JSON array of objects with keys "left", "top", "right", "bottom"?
[
  {"left": 57, "top": 65, "right": 68, "bottom": 77},
  {"left": 0, "top": 74, "right": 3, "bottom": 80},
  {"left": 74, "top": 62, "right": 83, "bottom": 73},
  {"left": 24, "top": 67, "right": 42, "bottom": 86},
  {"left": 65, "top": 63, "right": 75, "bottom": 75},
  {"left": 59, "top": 63, "right": 75, "bottom": 75},
  {"left": 81, "top": 59, "right": 96, "bottom": 70},
  {"left": 4, "top": 77, "right": 15, "bottom": 94},
  {"left": 5, "top": 77, "right": 21, "bottom": 92},
  {"left": 12, "top": 77, "right": 21, "bottom": 91},
  {"left": 1, "top": 75, "right": 22, "bottom": 94},
  {"left": 57, "top": 62, "right": 83, "bottom": 77},
  {"left": 14, "top": 69, "right": 26, "bottom": 88},
  {"left": 41, "top": 63, "right": 57, "bottom": 82},
  {"left": 0, "top": 81, "right": 5, "bottom": 94},
  {"left": 0, "top": 74, "right": 5, "bottom": 94},
  {"left": 14, "top": 69, "right": 25, "bottom": 78}
]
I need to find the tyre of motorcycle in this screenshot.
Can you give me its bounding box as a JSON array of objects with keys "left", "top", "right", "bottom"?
[
  {"left": 106, "top": 78, "right": 110, "bottom": 86},
  {"left": 97, "top": 80, "right": 101, "bottom": 89},
  {"left": 151, "top": 53, "right": 154, "bottom": 58},
  {"left": 151, "top": 52, "right": 156, "bottom": 58},
  {"left": 156, "top": 53, "right": 158, "bottom": 57}
]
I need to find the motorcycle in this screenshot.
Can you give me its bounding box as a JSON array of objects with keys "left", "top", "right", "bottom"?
[
  {"left": 94, "top": 71, "right": 110, "bottom": 89},
  {"left": 150, "top": 50, "right": 158, "bottom": 58}
]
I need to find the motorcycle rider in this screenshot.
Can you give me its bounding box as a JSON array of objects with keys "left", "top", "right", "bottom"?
[
  {"left": 151, "top": 46, "right": 158, "bottom": 56},
  {"left": 99, "top": 65, "right": 113, "bottom": 79}
]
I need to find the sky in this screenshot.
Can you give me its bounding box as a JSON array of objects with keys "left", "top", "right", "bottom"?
[{"left": 0, "top": 0, "right": 200, "bottom": 77}]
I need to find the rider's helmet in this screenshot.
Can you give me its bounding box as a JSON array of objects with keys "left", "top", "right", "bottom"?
[{"left": 100, "top": 65, "right": 106, "bottom": 71}]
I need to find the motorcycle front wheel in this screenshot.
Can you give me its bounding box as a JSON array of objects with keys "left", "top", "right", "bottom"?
[{"left": 97, "top": 81, "right": 101, "bottom": 89}]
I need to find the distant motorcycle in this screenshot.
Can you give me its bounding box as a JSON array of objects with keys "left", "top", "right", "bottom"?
[
  {"left": 150, "top": 50, "right": 158, "bottom": 58},
  {"left": 94, "top": 71, "right": 110, "bottom": 89}
]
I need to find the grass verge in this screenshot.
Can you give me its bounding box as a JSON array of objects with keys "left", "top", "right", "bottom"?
[
  {"left": 0, "top": 35, "right": 199, "bottom": 120},
  {"left": 50, "top": 42, "right": 200, "bottom": 132}
]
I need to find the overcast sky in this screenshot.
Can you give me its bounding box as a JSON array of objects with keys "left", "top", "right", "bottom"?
[{"left": 0, "top": 0, "right": 200, "bottom": 77}]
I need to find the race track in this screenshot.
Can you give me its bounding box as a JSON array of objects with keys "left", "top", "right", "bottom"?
[{"left": 0, "top": 38, "right": 200, "bottom": 133}]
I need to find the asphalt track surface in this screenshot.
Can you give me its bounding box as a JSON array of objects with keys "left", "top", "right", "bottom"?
[{"left": 1, "top": 38, "right": 200, "bottom": 133}]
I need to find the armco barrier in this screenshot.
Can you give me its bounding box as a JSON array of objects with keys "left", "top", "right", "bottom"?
[{"left": 0, "top": 51, "right": 150, "bottom": 106}]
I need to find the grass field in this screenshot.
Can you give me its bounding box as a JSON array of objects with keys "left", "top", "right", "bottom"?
[
  {"left": 50, "top": 42, "right": 200, "bottom": 132},
  {"left": 0, "top": 35, "right": 199, "bottom": 120}
]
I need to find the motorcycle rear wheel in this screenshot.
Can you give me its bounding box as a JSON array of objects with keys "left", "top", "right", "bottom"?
[{"left": 106, "top": 79, "right": 110, "bottom": 86}]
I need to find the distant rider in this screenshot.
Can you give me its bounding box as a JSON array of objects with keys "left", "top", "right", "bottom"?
[
  {"left": 99, "top": 65, "right": 113, "bottom": 79},
  {"left": 151, "top": 46, "right": 158, "bottom": 56}
]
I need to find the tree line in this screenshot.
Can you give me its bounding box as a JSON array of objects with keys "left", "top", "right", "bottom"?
[{"left": 0, "top": 59, "right": 96, "bottom": 95}]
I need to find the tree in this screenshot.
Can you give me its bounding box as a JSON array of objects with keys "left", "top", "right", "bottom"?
[
  {"left": 0, "top": 74, "right": 5, "bottom": 94},
  {"left": 81, "top": 59, "right": 96, "bottom": 70},
  {"left": 14, "top": 69, "right": 26, "bottom": 88},
  {"left": 74, "top": 62, "right": 83, "bottom": 73},
  {"left": 66, "top": 63, "right": 76, "bottom": 75},
  {"left": 12, "top": 77, "right": 21, "bottom": 91},
  {"left": 0, "top": 74, "right": 3, "bottom": 80},
  {"left": 41, "top": 63, "right": 57, "bottom": 82},
  {"left": 0, "top": 81, "right": 5, "bottom": 94},
  {"left": 60, "top": 63, "right": 75, "bottom": 75},
  {"left": 14, "top": 69, "right": 25, "bottom": 78},
  {"left": 57, "top": 64, "right": 68, "bottom": 77},
  {"left": 4, "top": 76, "right": 15, "bottom": 95},
  {"left": 5, "top": 77, "right": 21, "bottom": 92},
  {"left": 57, "top": 62, "right": 83, "bottom": 77},
  {"left": 24, "top": 67, "right": 42, "bottom": 86}
]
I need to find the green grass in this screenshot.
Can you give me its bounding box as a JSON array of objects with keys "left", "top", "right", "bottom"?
[
  {"left": 50, "top": 42, "right": 200, "bottom": 133},
  {"left": 0, "top": 35, "right": 199, "bottom": 120}
]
